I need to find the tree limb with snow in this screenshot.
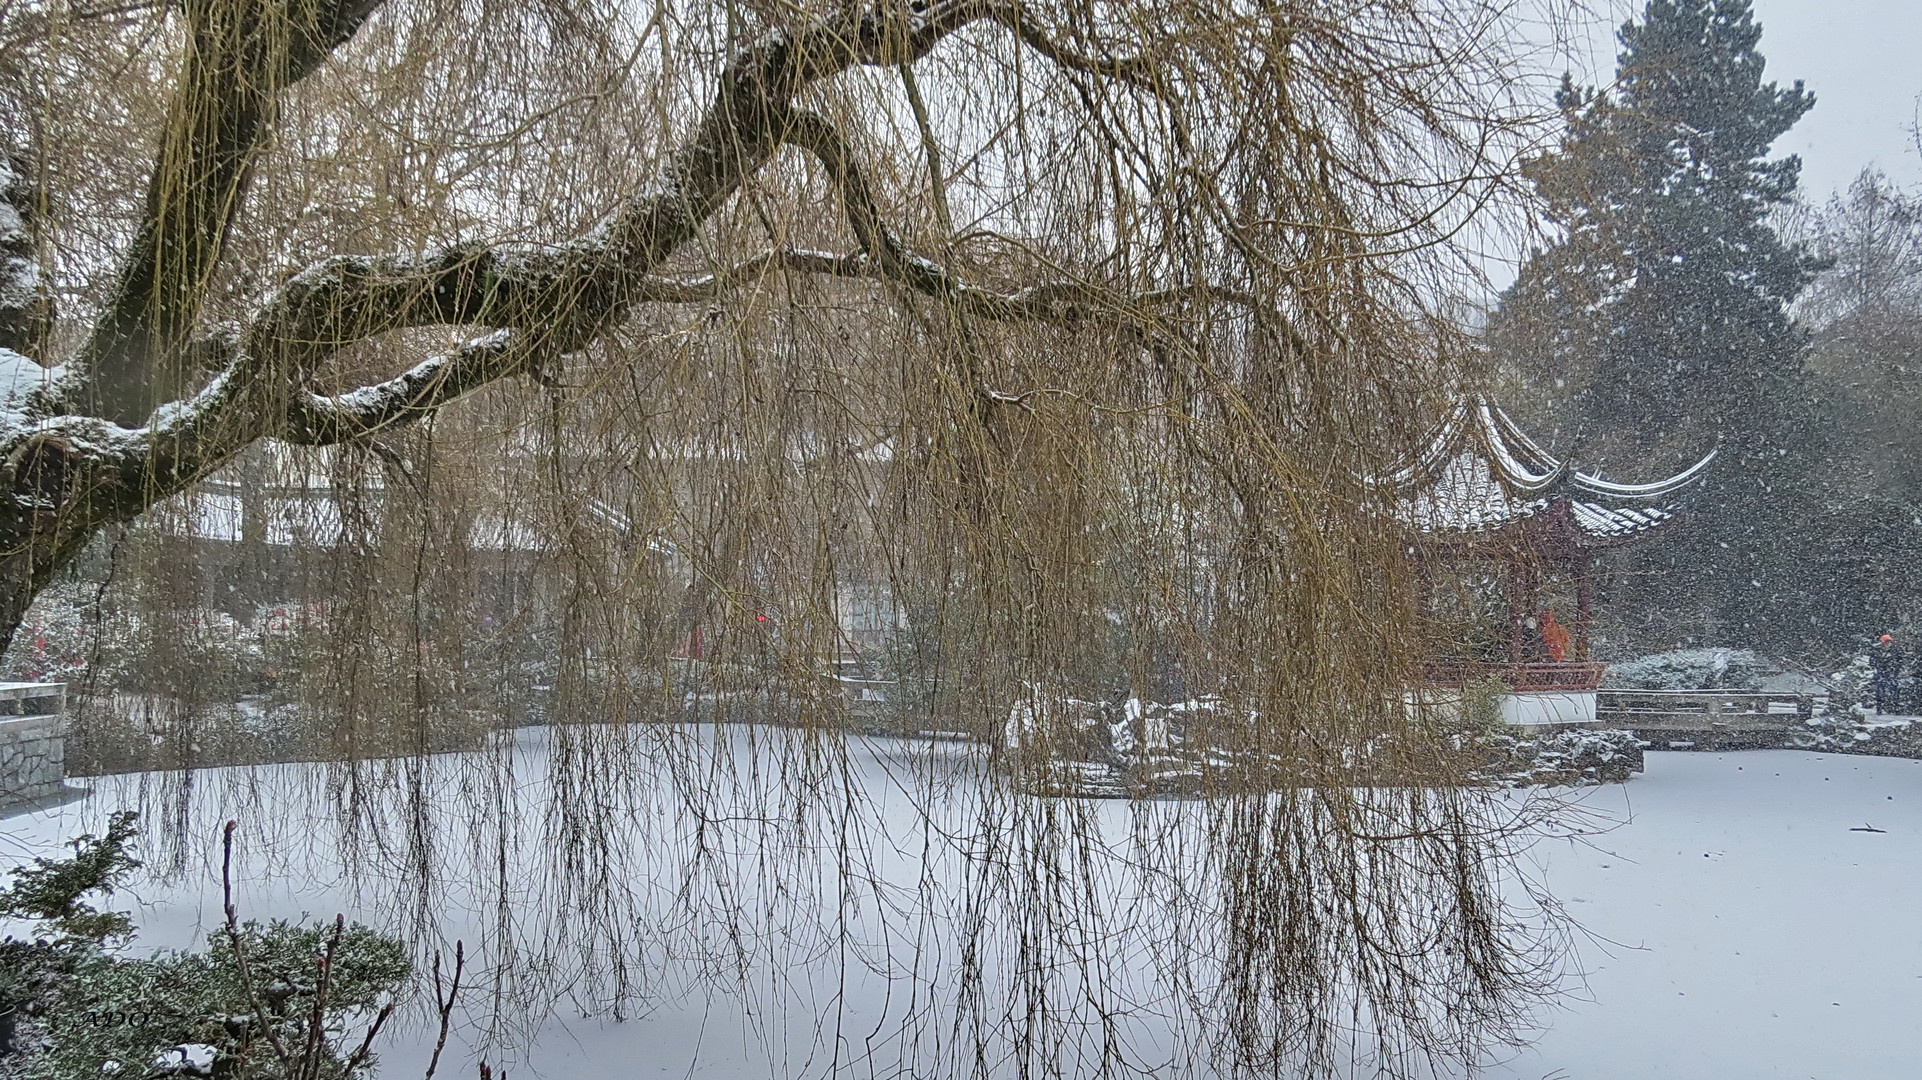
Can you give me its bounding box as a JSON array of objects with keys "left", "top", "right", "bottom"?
[
  {"left": 0, "top": 0, "right": 1529, "bottom": 658},
  {"left": 0, "top": 0, "right": 1235, "bottom": 647}
]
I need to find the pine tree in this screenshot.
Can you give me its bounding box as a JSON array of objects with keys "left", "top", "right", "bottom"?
[{"left": 1493, "top": 0, "right": 1841, "bottom": 651}]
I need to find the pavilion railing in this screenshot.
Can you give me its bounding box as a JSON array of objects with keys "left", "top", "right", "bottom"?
[{"left": 1421, "top": 661, "right": 1608, "bottom": 692}]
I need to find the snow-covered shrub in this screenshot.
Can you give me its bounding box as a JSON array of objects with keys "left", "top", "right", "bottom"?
[
  {"left": 1824, "top": 653, "right": 1875, "bottom": 714},
  {"left": 1600, "top": 648, "right": 1773, "bottom": 691},
  {"left": 1476, "top": 729, "right": 1646, "bottom": 787},
  {"left": 0, "top": 815, "right": 409, "bottom": 1080},
  {"left": 0, "top": 586, "right": 286, "bottom": 694},
  {"left": 1457, "top": 675, "right": 1508, "bottom": 734},
  {"left": 0, "top": 581, "right": 117, "bottom": 684}
]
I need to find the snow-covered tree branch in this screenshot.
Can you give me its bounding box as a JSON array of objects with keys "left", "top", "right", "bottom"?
[
  {"left": 0, "top": 3, "right": 1575, "bottom": 1075},
  {"left": 0, "top": 0, "right": 1203, "bottom": 647}
]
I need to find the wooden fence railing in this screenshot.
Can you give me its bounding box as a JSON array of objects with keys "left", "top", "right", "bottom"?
[{"left": 1595, "top": 688, "right": 1815, "bottom": 729}]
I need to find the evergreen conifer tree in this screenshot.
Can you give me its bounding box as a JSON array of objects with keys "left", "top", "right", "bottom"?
[{"left": 1493, "top": 0, "right": 1840, "bottom": 651}]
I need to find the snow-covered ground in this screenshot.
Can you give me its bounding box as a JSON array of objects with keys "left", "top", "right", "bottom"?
[
  {"left": 1486, "top": 750, "right": 1922, "bottom": 1080},
  {"left": 6, "top": 744, "right": 1919, "bottom": 1079}
]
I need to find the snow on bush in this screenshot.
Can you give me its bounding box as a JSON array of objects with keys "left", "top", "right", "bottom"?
[
  {"left": 1600, "top": 648, "right": 1772, "bottom": 691},
  {"left": 1005, "top": 692, "right": 1644, "bottom": 793},
  {"left": 1822, "top": 653, "right": 1876, "bottom": 713},
  {"left": 1476, "top": 729, "right": 1645, "bottom": 787},
  {"left": 0, "top": 580, "right": 102, "bottom": 683}
]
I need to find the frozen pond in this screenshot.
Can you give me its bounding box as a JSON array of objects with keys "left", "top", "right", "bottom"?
[
  {"left": 6, "top": 742, "right": 1920, "bottom": 1079},
  {"left": 1487, "top": 749, "right": 1922, "bottom": 1080}
]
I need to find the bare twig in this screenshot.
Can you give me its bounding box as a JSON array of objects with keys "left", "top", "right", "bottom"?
[
  {"left": 223, "top": 820, "right": 293, "bottom": 1068},
  {"left": 342, "top": 1001, "right": 398, "bottom": 1078},
  {"left": 422, "top": 941, "right": 465, "bottom": 1080}
]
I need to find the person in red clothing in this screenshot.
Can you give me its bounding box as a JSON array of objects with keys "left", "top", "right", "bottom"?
[{"left": 1540, "top": 609, "right": 1571, "bottom": 663}]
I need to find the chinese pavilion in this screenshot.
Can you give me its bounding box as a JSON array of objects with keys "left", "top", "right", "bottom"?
[{"left": 1387, "top": 398, "right": 1715, "bottom": 690}]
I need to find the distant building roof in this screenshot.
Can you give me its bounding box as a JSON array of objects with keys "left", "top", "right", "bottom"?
[{"left": 1385, "top": 398, "right": 1714, "bottom": 548}]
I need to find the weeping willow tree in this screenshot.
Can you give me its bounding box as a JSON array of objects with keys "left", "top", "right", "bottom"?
[{"left": 0, "top": 1, "right": 1575, "bottom": 1077}]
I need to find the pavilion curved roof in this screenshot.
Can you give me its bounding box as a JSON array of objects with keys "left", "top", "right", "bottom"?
[{"left": 1386, "top": 398, "right": 1715, "bottom": 545}]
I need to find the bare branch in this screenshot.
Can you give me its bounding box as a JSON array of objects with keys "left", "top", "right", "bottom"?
[
  {"left": 281, "top": 329, "right": 532, "bottom": 445},
  {"left": 420, "top": 941, "right": 464, "bottom": 1080},
  {"left": 188, "top": 1, "right": 1164, "bottom": 378},
  {"left": 780, "top": 109, "right": 1296, "bottom": 342},
  {"left": 74, "top": 0, "right": 391, "bottom": 424},
  {"left": 5, "top": 1, "right": 1191, "bottom": 609},
  {"left": 275, "top": 239, "right": 1289, "bottom": 446},
  {"left": 975, "top": 4, "right": 1163, "bottom": 92}
]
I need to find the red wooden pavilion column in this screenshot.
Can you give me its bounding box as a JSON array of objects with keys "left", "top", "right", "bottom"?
[
  {"left": 1504, "top": 541, "right": 1534, "bottom": 666},
  {"left": 1573, "top": 551, "right": 1595, "bottom": 662}
]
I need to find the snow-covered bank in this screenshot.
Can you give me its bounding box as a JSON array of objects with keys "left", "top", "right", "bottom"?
[
  {"left": 1791, "top": 710, "right": 1922, "bottom": 759},
  {"left": 6, "top": 746, "right": 1919, "bottom": 1079}
]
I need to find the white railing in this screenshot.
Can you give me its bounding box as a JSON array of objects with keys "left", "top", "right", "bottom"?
[{"left": 1595, "top": 688, "right": 1813, "bottom": 728}]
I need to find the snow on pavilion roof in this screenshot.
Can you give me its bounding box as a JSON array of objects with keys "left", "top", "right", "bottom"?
[{"left": 1386, "top": 399, "right": 1714, "bottom": 543}]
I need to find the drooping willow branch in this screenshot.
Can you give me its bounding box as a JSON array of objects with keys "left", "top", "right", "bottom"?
[
  {"left": 19, "top": 9, "right": 1132, "bottom": 429},
  {"left": 73, "top": 0, "right": 389, "bottom": 425},
  {"left": 276, "top": 91, "right": 1307, "bottom": 447},
  {"left": 0, "top": 6, "right": 1571, "bottom": 1074},
  {"left": 171, "top": 16, "right": 1195, "bottom": 446},
  {"left": 133, "top": 0, "right": 1161, "bottom": 384},
  {"left": 0, "top": 0, "right": 1200, "bottom": 641},
  {"left": 276, "top": 255, "right": 1290, "bottom": 445}
]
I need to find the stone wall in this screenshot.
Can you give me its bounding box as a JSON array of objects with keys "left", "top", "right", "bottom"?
[{"left": 0, "top": 684, "right": 66, "bottom": 810}]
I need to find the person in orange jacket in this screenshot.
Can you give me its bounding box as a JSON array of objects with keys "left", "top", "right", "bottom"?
[{"left": 1540, "top": 609, "right": 1572, "bottom": 663}]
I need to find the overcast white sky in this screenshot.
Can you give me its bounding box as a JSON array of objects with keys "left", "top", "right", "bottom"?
[{"left": 1562, "top": 0, "right": 1922, "bottom": 200}]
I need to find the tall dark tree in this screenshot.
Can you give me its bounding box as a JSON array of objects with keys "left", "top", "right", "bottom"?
[
  {"left": 1493, "top": 0, "right": 1839, "bottom": 652},
  {"left": 1801, "top": 170, "right": 1922, "bottom": 499},
  {"left": 1790, "top": 172, "right": 1922, "bottom": 645}
]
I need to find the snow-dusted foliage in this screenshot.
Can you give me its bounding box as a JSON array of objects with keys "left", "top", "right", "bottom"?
[
  {"left": 1476, "top": 729, "right": 1645, "bottom": 787},
  {"left": 1006, "top": 692, "right": 1646, "bottom": 793},
  {"left": 1790, "top": 666, "right": 1922, "bottom": 759},
  {"left": 0, "top": 580, "right": 497, "bottom": 773},
  {"left": 0, "top": 580, "right": 102, "bottom": 684},
  {"left": 1601, "top": 648, "right": 1773, "bottom": 691},
  {"left": 1823, "top": 653, "right": 1877, "bottom": 712},
  {"left": 1003, "top": 691, "right": 1200, "bottom": 796},
  {"left": 1789, "top": 712, "right": 1922, "bottom": 758}
]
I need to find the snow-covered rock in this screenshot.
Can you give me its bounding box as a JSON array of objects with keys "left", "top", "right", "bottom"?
[
  {"left": 1477, "top": 728, "right": 1645, "bottom": 786},
  {"left": 1005, "top": 692, "right": 1644, "bottom": 794},
  {"left": 1791, "top": 711, "right": 1922, "bottom": 759},
  {"left": 1601, "top": 647, "right": 1774, "bottom": 691}
]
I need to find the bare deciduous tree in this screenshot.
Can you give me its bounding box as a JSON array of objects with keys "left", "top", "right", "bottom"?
[
  {"left": 0, "top": 0, "right": 1525, "bottom": 646},
  {"left": 0, "top": 2, "right": 1569, "bottom": 1076}
]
